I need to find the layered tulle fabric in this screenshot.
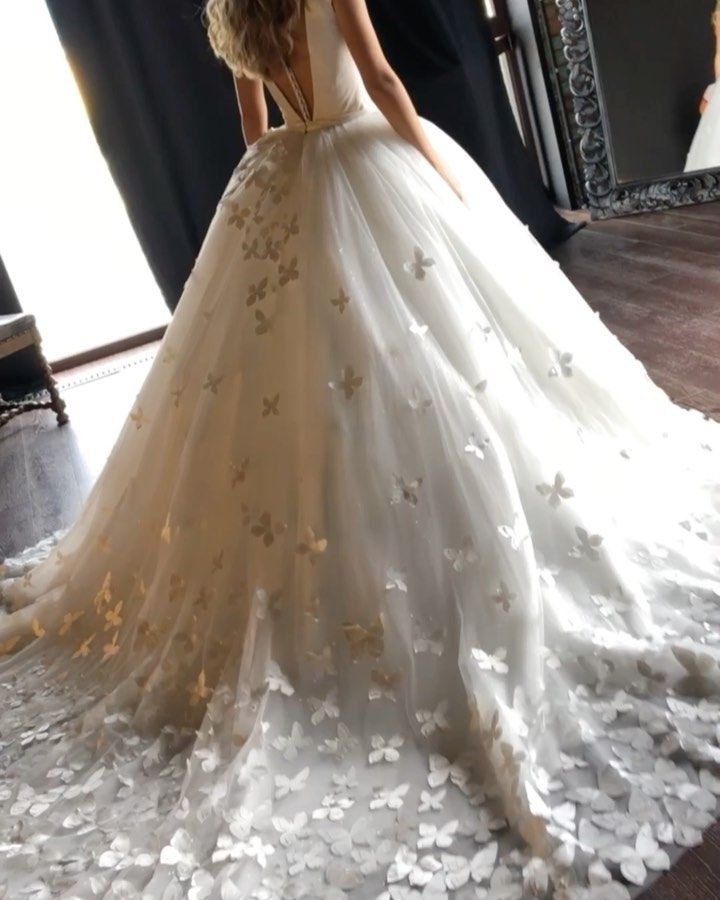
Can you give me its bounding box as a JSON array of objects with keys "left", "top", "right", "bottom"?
[
  {"left": 685, "top": 80, "right": 720, "bottom": 172},
  {"left": 1, "top": 110, "right": 719, "bottom": 900}
]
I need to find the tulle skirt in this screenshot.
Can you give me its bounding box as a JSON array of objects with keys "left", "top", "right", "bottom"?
[{"left": 1, "top": 109, "right": 719, "bottom": 899}]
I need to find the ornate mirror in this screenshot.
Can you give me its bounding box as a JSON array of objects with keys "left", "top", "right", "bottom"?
[{"left": 533, "top": 0, "right": 720, "bottom": 217}]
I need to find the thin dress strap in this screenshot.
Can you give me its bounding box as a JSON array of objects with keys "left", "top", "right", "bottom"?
[{"left": 283, "top": 62, "right": 312, "bottom": 131}]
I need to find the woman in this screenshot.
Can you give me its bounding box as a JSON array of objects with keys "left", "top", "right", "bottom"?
[
  {"left": 0, "top": 0, "right": 718, "bottom": 897},
  {"left": 685, "top": 1, "right": 720, "bottom": 171}
]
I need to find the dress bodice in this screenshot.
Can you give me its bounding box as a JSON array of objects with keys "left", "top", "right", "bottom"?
[{"left": 263, "top": 0, "right": 372, "bottom": 131}]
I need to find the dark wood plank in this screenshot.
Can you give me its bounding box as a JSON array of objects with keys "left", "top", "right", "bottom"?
[
  {"left": 657, "top": 199, "right": 720, "bottom": 224},
  {"left": 21, "top": 408, "right": 83, "bottom": 542},
  {"left": 586, "top": 217, "right": 720, "bottom": 259},
  {"left": 0, "top": 415, "right": 36, "bottom": 559},
  {"left": 556, "top": 227, "right": 720, "bottom": 282},
  {"left": 557, "top": 236, "right": 680, "bottom": 287},
  {"left": 615, "top": 210, "right": 720, "bottom": 239},
  {"left": 555, "top": 203, "right": 720, "bottom": 425},
  {"left": 0, "top": 344, "right": 155, "bottom": 558},
  {"left": 566, "top": 262, "right": 720, "bottom": 323}
]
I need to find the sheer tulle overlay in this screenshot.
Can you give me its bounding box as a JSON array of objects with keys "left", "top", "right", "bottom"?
[{"left": 1, "top": 87, "right": 720, "bottom": 900}]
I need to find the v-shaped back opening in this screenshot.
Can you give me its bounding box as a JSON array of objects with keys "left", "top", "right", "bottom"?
[{"left": 268, "top": 5, "right": 316, "bottom": 124}]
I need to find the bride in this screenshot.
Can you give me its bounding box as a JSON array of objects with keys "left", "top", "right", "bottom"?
[
  {"left": 1, "top": 0, "right": 718, "bottom": 897},
  {"left": 685, "top": 1, "right": 720, "bottom": 172}
]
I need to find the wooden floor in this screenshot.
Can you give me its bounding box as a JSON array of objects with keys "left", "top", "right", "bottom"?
[
  {"left": 554, "top": 201, "right": 720, "bottom": 420},
  {"left": 0, "top": 344, "right": 156, "bottom": 560},
  {"left": 1, "top": 202, "right": 719, "bottom": 898}
]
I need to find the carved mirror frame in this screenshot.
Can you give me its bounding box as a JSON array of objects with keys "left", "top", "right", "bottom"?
[{"left": 534, "top": 0, "right": 720, "bottom": 218}]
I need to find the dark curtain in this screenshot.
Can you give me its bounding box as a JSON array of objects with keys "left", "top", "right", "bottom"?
[
  {"left": 0, "top": 255, "right": 44, "bottom": 396},
  {"left": 45, "top": 0, "right": 244, "bottom": 312},
  {"left": 367, "top": 0, "right": 574, "bottom": 247},
  {"left": 45, "top": 0, "right": 572, "bottom": 312},
  {"left": 0, "top": 256, "right": 22, "bottom": 318}
]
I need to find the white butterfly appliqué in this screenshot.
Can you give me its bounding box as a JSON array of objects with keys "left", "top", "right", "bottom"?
[
  {"left": 497, "top": 515, "right": 531, "bottom": 551},
  {"left": 548, "top": 348, "right": 573, "bottom": 377},
  {"left": 369, "top": 783, "right": 410, "bottom": 810},
  {"left": 415, "top": 699, "right": 450, "bottom": 737},
  {"left": 368, "top": 733, "right": 405, "bottom": 764},
  {"left": 271, "top": 722, "right": 311, "bottom": 761},
  {"left": 443, "top": 537, "right": 479, "bottom": 572},
  {"left": 417, "top": 819, "right": 458, "bottom": 849},
  {"left": 404, "top": 245, "right": 435, "bottom": 280},
  {"left": 309, "top": 687, "right": 340, "bottom": 725},
  {"left": 274, "top": 766, "right": 310, "bottom": 800},
  {"left": 471, "top": 646, "right": 509, "bottom": 675},
  {"left": 271, "top": 811, "right": 309, "bottom": 847}
]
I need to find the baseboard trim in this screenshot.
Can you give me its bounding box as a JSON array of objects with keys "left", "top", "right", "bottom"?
[{"left": 50, "top": 326, "right": 167, "bottom": 374}]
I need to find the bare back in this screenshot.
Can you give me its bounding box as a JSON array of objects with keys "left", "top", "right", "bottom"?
[
  {"left": 262, "top": 0, "right": 371, "bottom": 130},
  {"left": 266, "top": 9, "right": 316, "bottom": 121}
]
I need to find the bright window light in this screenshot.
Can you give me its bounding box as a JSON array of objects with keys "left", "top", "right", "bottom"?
[{"left": 0, "top": 0, "right": 170, "bottom": 363}]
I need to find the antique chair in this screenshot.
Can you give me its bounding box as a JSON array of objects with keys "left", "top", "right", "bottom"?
[{"left": 0, "top": 313, "right": 68, "bottom": 428}]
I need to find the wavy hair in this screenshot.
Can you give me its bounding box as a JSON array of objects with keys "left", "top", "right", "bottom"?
[{"left": 204, "top": 0, "right": 305, "bottom": 78}]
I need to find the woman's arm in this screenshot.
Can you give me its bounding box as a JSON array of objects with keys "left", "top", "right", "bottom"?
[
  {"left": 333, "top": 0, "right": 463, "bottom": 200},
  {"left": 233, "top": 75, "right": 269, "bottom": 146}
]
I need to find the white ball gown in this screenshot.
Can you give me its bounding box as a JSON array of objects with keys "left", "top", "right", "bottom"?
[
  {"left": 1, "top": 2, "right": 719, "bottom": 897},
  {"left": 685, "top": 80, "right": 720, "bottom": 172}
]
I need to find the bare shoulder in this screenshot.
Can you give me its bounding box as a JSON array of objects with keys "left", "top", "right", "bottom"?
[{"left": 331, "top": 0, "right": 394, "bottom": 89}]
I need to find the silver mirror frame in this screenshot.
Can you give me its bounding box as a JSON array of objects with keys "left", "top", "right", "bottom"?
[{"left": 534, "top": 0, "right": 720, "bottom": 218}]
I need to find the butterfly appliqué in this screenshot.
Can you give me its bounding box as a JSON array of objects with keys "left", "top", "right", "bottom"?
[{"left": 404, "top": 245, "right": 435, "bottom": 280}]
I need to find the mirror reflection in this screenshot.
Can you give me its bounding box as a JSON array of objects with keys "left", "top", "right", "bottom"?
[
  {"left": 686, "top": 2, "right": 720, "bottom": 171},
  {"left": 585, "top": 0, "right": 720, "bottom": 183}
]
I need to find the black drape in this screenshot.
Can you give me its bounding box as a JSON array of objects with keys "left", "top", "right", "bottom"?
[
  {"left": 0, "top": 255, "right": 43, "bottom": 396},
  {"left": 45, "top": 1, "right": 244, "bottom": 312},
  {"left": 0, "top": 256, "right": 22, "bottom": 318},
  {"left": 45, "top": 0, "right": 571, "bottom": 311},
  {"left": 366, "top": 0, "right": 573, "bottom": 247}
]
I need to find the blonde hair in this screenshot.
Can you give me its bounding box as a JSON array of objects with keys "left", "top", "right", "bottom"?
[{"left": 204, "top": 0, "right": 305, "bottom": 78}]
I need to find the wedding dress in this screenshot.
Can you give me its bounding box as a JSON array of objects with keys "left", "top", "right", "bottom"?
[
  {"left": 685, "top": 80, "right": 720, "bottom": 171},
  {"left": 1, "top": 2, "right": 719, "bottom": 898}
]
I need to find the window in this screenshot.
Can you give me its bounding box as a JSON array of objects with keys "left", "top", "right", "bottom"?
[{"left": 0, "top": 0, "right": 170, "bottom": 365}]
